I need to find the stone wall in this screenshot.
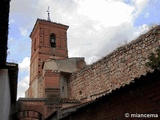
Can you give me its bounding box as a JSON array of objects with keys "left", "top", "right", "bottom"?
[
  {"left": 68, "top": 25, "right": 160, "bottom": 101},
  {"left": 62, "top": 70, "right": 160, "bottom": 120}
]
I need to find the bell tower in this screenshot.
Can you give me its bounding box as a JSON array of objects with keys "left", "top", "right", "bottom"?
[{"left": 26, "top": 19, "right": 69, "bottom": 98}]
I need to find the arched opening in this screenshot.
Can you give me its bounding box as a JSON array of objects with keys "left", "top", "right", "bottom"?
[
  {"left": 50, "top": 33, "right": 56, "bottom": 48},
  {"left": 10, "top": 110, "right": 44, "bottom": 120}
]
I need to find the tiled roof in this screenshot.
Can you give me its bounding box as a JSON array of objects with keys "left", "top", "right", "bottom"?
[
  {"left": 7, "top": 63, "right": 18, "bottom": 103},
  {"left": 47, "top": 68, "right": 160, "bottom": 120},
  {"left": 61, "top": 98, "right": 80, "bottom": 104},
  {"left": 46, "top": 101, "right": 90, "bottom": 120},
  {"left": 59, "top": 69, "right": 160, "bottom": 119},
  {"left": 18, "top": 98, "right": 46, "bottom": 101}
]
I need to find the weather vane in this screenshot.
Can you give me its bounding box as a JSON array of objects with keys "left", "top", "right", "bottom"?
[{"left": 47, "top": 6, "right": 51, "bottom": 21}]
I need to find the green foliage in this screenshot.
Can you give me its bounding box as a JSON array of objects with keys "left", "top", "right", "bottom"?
[{"left": 146, "top": 47, "right": 160, "bottom": 69}]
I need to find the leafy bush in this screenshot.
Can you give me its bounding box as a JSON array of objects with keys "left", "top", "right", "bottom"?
[{"left": 146, "top": 47, "right": 160, "bottom": 69}]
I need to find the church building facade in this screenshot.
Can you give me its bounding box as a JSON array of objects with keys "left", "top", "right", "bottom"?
[
  {"left": 11, "top": 16, "right": 160, "bottom": 119},
  {"left": 12, "top": 19, "right": 86, "bottom": 119},
  {"left": 25, "top": 19, "right": 85, "bottom": 98}
]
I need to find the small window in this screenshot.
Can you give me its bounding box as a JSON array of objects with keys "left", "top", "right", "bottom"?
[
  {"left": 34, "top": 38, "right": 36, "bottom": 51},
  {"left": 50, "top": 33, "right": 56, "bottom": 48},
  {"left": 62, "top": 86, "right": 64, "bottom": 90},
  {"left": 79, "top": 91, "right": 82, "bottom": 95}
]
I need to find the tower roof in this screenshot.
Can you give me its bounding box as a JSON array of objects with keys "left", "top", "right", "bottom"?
[{"left": 30, "top": 19, "right": 69, "bottom": 38}]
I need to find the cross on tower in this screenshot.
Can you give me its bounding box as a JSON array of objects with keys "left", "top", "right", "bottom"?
[{"left": 47, "top": 6, "right": 51, "bottom": 21}]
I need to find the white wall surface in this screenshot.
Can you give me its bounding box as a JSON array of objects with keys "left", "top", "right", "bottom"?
[{"left": 0, "top": 69, "right": 11, "bottom": 120}]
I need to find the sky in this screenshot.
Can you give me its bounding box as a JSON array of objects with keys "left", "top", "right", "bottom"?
[{"left": 8, "top": 0, "right": 160, "bottom": 99}]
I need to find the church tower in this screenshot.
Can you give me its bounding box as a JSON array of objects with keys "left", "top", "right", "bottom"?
[{"left": 26, "top": 19, "right": 69, "bottom": 98}]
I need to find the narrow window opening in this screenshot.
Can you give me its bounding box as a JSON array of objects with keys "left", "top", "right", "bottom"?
[
  {"left": 79, "top": 91, "right": 82, "bottom": 95},
  {"left": 62, "top": 86, "right": 64, "bottom": 90},
  {"left": 34, "top": 38, "right": 36, "bottom": 51},
  {"left": 50, "top": 33, "right": 56, "bottom": 48}
]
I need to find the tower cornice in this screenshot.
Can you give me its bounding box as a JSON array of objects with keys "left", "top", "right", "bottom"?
[{"left": 30, "top": 19, "right": 69, "bottom": 38}]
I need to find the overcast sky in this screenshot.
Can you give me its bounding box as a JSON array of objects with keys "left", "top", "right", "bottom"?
[{"left": 8, "top": 0, "right": 160, "bottom": 99}]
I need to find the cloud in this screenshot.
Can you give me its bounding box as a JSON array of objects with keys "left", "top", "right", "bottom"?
[
  {"left": 135, "top": 24, "right": 149, "bottom": 36},
  {"left": 9, "top": 0, "right": 150, "bottom": 64},
  {"left": 77, "top": 0, "right": 134, "bottom": 26},
  {"left": 9, "top": 0, "right": 151, "bottom": 98},
  {"left": 7, "top": 35, "right": 31, "bottom": 63},
  {"left": 131, "top": 0, "right": 149, "bottom": 17},
  {"left": 17, "top": 76, "right": 29, "bottom": 99},
  {"left": 144, "top": 12, "right": 150, "bottom": 18},
  {"left": 69, "top": 22, "right": 149, "bottom": 64},
  {"left": 19, "top": 57, "right": 30, "bottom": 72},
  {"left": 19, "top": 27, "right": 28, "bottom": 36},
  {"left": 16, "top": 57, "right": 30, "bottom": 99},
  {"left": 9, "top": 19, "right": 15, "bottom": 24},
  {"left": 65, "top": 0, "right": 150, "bottom": 64}
]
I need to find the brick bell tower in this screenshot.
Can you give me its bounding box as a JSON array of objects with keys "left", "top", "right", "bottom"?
[{"left": 26, "top": 17, "right": 69, "bottom": 98}]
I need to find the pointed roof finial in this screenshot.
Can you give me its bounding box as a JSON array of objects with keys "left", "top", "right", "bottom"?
[{"left": 47, "top": 6, "right": 51, "bottom": 21}]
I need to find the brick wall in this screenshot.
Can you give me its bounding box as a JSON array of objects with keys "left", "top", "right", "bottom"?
[
  {"left": 68, "top": 25, "right": 160, "bottom": 101},
  {"left": 62, "top": 70, "right": 160, "bottom": 120},
  {"left": 30, "top": 19, "right": 68, "bottom": 84},
  {"left": 27, "top": 19, "right": 69, "bottom": 98},
  {"left": 16, "top": 98, "right": 61, "bottom": 119},
  {"left": 17, "top": 99, "right": 45, "bottom": 118}
]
